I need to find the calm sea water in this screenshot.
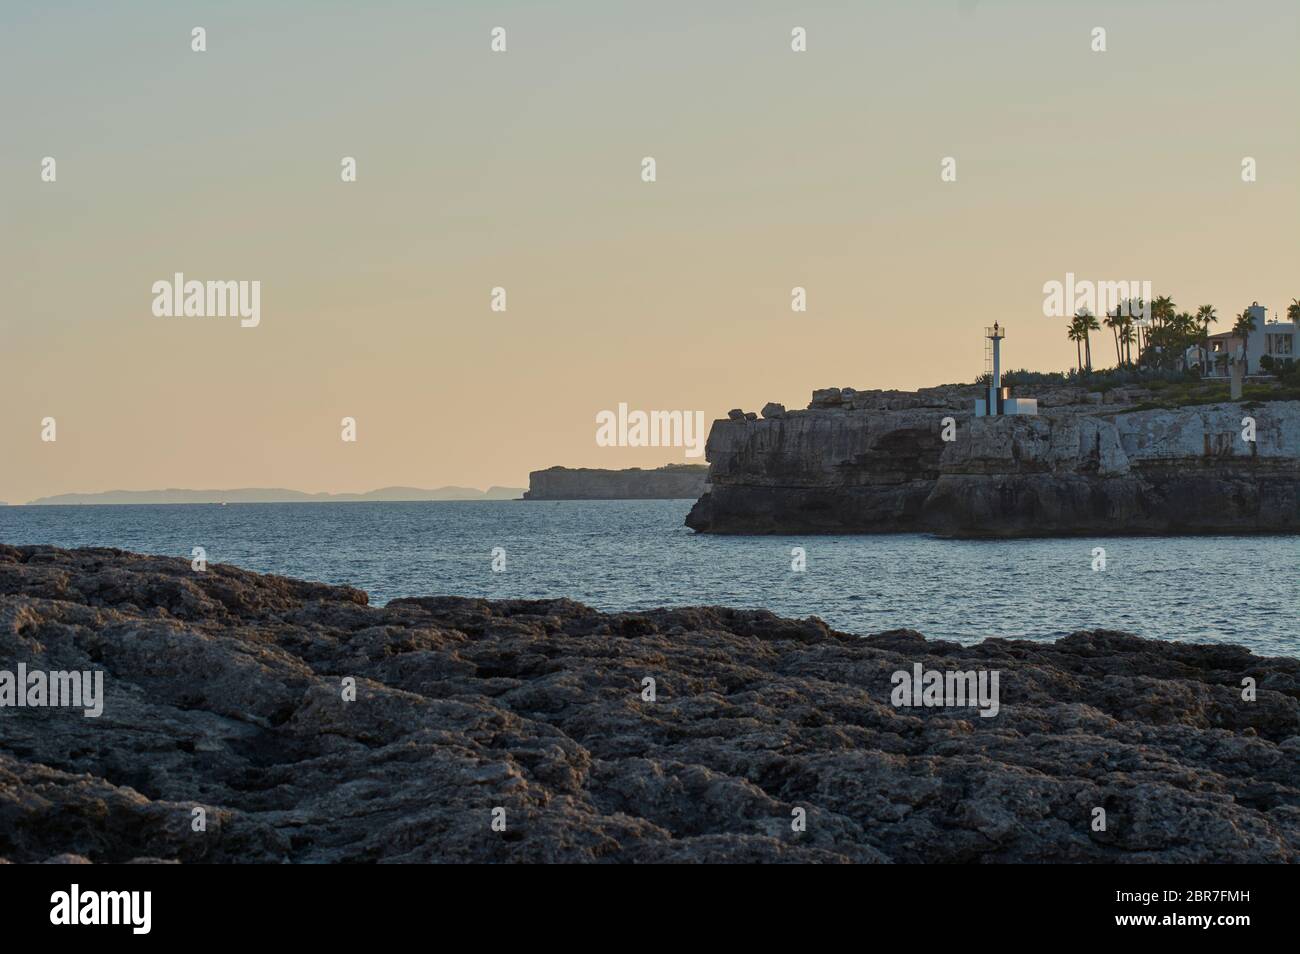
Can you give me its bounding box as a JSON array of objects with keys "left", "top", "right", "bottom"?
[{"left": 1, "top": 501, "right": 1296, "bottom": 655}]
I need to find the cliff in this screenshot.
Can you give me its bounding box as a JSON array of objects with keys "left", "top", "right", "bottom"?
[
  {"left": 1, "top": 546, "right": 1296, "bottom": 863},
  {"left": 525, "top": 465, "right": 708, "bottom": 500},
  {"left": 687, "top": 388, "right": 1300, "bottom": 536}
]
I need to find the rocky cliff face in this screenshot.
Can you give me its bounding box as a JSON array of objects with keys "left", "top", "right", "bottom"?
[
  {"left": 1, "top": 546, "right": 1296, "bottom": 863},
  {"left": 525, "top": 465, "right": 708, "bottom": 500},
  {"left": 686, "top": 390, "right": 1300, "bottom": 536}
]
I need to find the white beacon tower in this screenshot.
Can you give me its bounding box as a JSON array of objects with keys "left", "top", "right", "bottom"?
[
  {"left": 986, "top": 323, "right": 1004, "bottom": 415},
  {"left": 975, "top": 322, "right": 1036, "bottom": 417}
]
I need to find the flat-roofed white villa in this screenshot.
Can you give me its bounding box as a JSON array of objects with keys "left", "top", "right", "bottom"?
[{"left": 1192, "top": 303, "right": 1297, "bottom": 377}]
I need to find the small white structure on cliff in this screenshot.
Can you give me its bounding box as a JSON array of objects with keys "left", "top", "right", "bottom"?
[{"left": 975, "top": 323, "right": 1038, "bottom": 417}]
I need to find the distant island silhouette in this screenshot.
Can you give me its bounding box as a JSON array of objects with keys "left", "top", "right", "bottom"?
[
  {"left": 21, "top": 486, "right": 524, "bottom": 506},
  {"left": 524, "top": 464, "right": 708, "bottom": 500}
]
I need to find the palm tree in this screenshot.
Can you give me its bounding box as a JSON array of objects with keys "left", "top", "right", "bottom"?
[
  {"left": 1196, "top": 304, "right": 1217, "bottom": 335},
  {"left": 1194, "top": 304, "right": 1217, "bottom": 374},
  {"left": 1067, "top": 316, "right": 1084, "bottom": 372},
  {"left": 1140, "top": 296, "right": 1176, "bottom": 368},
  {"left": 1119, "top": 320, "right": 1136, "bottom": 367},
  {"left": 1231, "top": 307, "right": 1258, "bottom": 372},
  {"left": 1124, "top": 298, "right": 1147, "bottom": 362},
  {"left": 1151, "top": 295, "right": 1176, "bottom": 327},
  {"left": 1076, "top": 309, "right": 1100, "bottom": 372},
  {"left": 1104, "top": 308, "right": 1124, "bottom": 368},
  {"left": 1168, "top": 312, "right": 1198, "bottom": 369},
  {"left": 1288, "top": 298, "right": 1300, "bottom": 322}
]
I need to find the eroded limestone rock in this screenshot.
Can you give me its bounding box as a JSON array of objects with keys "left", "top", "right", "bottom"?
[
  {"left": 1, "top": 546, "right": 1295, "bottom": 863},
  {"left": 687, "top": 395, "right": 1300, "bottom": 536}
]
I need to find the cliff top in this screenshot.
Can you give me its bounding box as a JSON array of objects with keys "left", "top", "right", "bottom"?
[
  {"left": 530, "top": 464, "right": 708, "bottom": 475},
  {"left": 778, "top": 374, "right": 1300, "bottom": 416}
]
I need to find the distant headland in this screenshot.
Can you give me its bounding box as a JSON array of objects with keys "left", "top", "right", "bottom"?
[
  {"left": 21, "top": 486, "right": 524, "bottom": 506},
  {"left": 524, "top": 465, "right": 708, "bottom": 500}
]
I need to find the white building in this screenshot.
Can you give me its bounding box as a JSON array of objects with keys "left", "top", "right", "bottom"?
[
  {"left": 1247, "top": 303, "right": 1296, "bottom": 371},
  {"left": 1200, "top": 303, "right": 1296, "bottom": 377},
  {"left": 974, "top": 324, "right": 1038, "bottom": 417}
]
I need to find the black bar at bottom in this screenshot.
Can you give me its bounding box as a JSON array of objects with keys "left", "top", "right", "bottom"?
[{"left": 0, "top": 862, "right": 1284, "bottom": 941}]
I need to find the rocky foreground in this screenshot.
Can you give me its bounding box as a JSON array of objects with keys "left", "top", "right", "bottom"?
[
  {"left": 1, "top": 545, "right": 1297, "bottom": 864},
  {"left": 687, "top": 386, "right": 1300, "bottom": 536}
]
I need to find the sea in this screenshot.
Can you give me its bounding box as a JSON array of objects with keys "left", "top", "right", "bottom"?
[{"left": 1, "top": 500, "right": 1296, "bottom": 656}]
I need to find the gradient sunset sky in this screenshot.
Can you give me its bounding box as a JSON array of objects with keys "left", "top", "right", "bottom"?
[{"left": 3, "top": 0, "right": 1297, "bottom": 503}]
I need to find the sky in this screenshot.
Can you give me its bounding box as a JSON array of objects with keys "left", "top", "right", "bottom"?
[{"left": 2, "top": 0, "right": 1297, "bottom": 503}]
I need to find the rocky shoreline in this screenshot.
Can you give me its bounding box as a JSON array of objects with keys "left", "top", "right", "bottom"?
[
  {"left": 1, "top": 545, "right": 1296, "bottom": 863},
  {"left": 687, "top": 385, "right": 1300, "bottom": 537}
]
